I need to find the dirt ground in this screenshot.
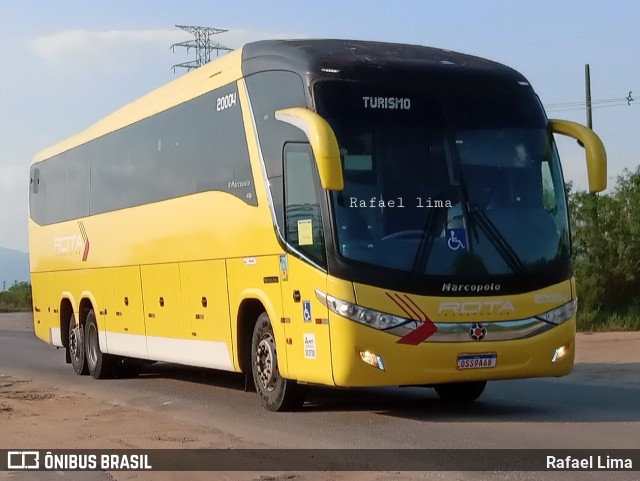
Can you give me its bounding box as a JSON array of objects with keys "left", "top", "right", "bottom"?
[
  {"left": 1, "top": 312, "right": 639, "bottom": 481},
  {"left": 0, "top": 377, "right": 402, "bottom": 481},
  {"left": 0, "top": 313, "right": 451, "bottom": 480}
]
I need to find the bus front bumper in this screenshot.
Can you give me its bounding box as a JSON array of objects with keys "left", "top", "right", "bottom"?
[{"left": 329, "top": 314, "right": 575, "bottom": 387}]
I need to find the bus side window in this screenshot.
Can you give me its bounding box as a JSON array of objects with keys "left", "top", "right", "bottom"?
[{"left": 284, "top": 143, "right": 326, "bottom": 267}]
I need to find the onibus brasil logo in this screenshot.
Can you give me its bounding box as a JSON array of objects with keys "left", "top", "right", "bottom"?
[{"left": 52, "top": 221, "right": 90, "bottom": 261}]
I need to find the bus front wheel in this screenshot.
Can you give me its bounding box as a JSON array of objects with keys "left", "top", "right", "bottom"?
[
  {"left": 251, "top": 312, "right": 305, "bottom": 412},
  {"left": 68, "top": 313, "right": 88, "bottom": 375},
  {"left": 434, "top": 381, "right": 486, "bottom": 403}
]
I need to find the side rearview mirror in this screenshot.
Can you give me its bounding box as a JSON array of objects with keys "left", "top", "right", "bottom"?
[
  {"left": 549, "top": 119, "right": 607, "bottom": 193},
  {"left": 275, "top": 107, "right": 344, "bottom": 191}
]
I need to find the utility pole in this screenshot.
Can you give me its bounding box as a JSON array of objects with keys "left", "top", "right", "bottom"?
[
  {"left": 585, "top": 64, "right": 593, "bottom": 129},
  {"left": 585, "top": 64, "right": 600, "bottom": 260}
]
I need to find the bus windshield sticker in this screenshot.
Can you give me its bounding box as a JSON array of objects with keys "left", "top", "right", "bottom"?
[
  {"left": 297, "top": 219, "right": 313, "bottom": 246},
  {"left": 446, "top": 228, "right": 468, "bottom": 252},
  {"left": 279, "top": 255, "right": 288, "bottom": 281},
  {"left": 302, "top": 300, "right": 312, "bottom": 323},
  {"left": 304, "top": 333, "right": 316, "bottom": 359}
]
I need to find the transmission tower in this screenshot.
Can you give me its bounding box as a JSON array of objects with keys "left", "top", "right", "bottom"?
[{"left": 171, "top": 25, "right": 231, "bottom": 73}]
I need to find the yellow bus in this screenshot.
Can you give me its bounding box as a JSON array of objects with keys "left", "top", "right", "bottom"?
[{"left": 29, "top": 39, "right": 606, "bottom": 411}]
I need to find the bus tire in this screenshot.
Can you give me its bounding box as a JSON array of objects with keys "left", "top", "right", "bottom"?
[
  {"left": 85, "top": 310, "right": 114, "bottom": 379},
  {"left": 68, "top": 313, "right": 88, "bottom": 375},
  {"left": 434, "top": 381, "right": 486, "bottom": 403},
  {"left": 251, "top": 312, "right": 305, "bottom": 412}
]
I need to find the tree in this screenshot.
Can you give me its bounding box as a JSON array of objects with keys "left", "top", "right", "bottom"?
[
  {"left": 0, "top": 281, "right": 32, "bottom": 311},
  {"left": 569, "top": 167, "right": 640, "bottom": 316}
]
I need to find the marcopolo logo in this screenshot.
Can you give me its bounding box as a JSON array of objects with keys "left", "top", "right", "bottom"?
[
  {"left": 441, "top": 283, "right": 501, "bottom": 293},
  {"left": 53, "top": 222, "right": 90, "bottom": 261}
]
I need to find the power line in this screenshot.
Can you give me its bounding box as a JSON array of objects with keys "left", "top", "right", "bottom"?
[
  {"left": 171, "top": 25, "right": 231, "bottom": 73},
  {"left": 547, "top": 97, "right": 629, "bottom": 108},
  {"left": 545, "top": 91, "right": 634, "bottom": 113}
]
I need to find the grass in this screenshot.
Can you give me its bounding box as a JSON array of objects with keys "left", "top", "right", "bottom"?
[{"left": 577, "top": 306, "right": 640, "bottom": 332}]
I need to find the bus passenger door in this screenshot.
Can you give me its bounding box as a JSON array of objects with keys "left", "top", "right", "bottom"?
[{"left": 280, "top": 143, "right": 334, "bottom": 385}]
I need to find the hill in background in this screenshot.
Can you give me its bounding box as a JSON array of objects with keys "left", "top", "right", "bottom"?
[{"left": 0, "top": 247, "right": 30, "bottom": 289}]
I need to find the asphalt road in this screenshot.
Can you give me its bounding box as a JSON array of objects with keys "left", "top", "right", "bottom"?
[{"left": 1, "top": 312, "right": 639, "bottom": 480}]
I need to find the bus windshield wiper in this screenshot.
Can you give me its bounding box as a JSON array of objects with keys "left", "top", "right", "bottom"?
[
  {"left": 457, "top": 171, "right": 480, "bottom": 253},
  {"left": 411, "top": 195, "right": 443, "bottom": 275},
  {"left": 468, "top": 205, "right": 527, "bottom": 275},
  {"left": 456, "top": 160, "right": 526, "bottom": 275}
]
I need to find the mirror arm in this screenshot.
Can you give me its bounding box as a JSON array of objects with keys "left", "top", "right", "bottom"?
[
  {"left": 275, "top": 108, "right": 344, "bottom": 191},
  {"left": 549, "top": 119, "right": 607, "bottom": 193}
]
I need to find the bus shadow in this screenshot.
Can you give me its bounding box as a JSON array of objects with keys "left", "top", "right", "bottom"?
[
  {"left": 134, "top": 361, "right": 640, "bottom": 423},
  {"left": 304, "top": 362, "right": 640, "bottom": 423},
  {"left": 136, "top": 362, "right": 247, "bottom": 391}
]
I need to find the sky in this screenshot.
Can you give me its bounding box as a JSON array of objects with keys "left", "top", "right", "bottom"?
[{"left": 1, "top": 0, "right": 638, "bottom": 252}]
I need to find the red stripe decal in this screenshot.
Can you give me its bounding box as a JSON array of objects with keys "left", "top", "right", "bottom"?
[
  {"left": 393, "top": 293, "right": 423, "bottom": 321},
  {"left": 79, "top": 221, "right": 90, "bottom": 261},
  {"left": 402, "top": 294, "right": 427, "bottom": 318},
  {"left": 384, "top": 292, "right": 438, "bottom": 344},
  {"left": 396, "top": 319, "right": 437, "bottom": 345},
  {"left": 82, "top": 239, "right": 90, "bottom": 262},
  {"left": 385, "top": 292, "right": 415, "bottom": 319}
]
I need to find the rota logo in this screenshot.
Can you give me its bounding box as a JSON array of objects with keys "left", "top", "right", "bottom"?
[
  {"left": 438, "top": 301, "right": 515, "bottom": 314},
  {"left": 52, "top": 221, "right": 90, "bottom": 261}
]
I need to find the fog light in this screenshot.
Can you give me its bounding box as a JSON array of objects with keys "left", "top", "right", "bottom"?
[
  {"left": 359, "top": 350, "right": 385, "bottom": 371},
  {"left": 552, "top": 344, "right": 570, "bottom": 363}
]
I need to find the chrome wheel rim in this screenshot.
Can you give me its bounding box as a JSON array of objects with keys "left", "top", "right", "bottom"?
[
  {"left": 256, "top": 333, "right": 277, "bottom": 392},
  {"left": 69, "top": 326, "right": 81, "bottom": 361}
]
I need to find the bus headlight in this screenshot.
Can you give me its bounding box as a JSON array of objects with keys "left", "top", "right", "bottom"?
[
  {"left": 315, "top": 289, "right": 411, "bottom": 330},
  {"left": 538, "top": 298, "right": 578, "bottom": 325}
]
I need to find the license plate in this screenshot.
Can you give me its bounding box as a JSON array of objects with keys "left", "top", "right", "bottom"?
[{"left": 457, "top": 353, "right": 497, "bottom": 370}]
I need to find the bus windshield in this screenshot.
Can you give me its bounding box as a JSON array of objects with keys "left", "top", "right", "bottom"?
[{"left": 315, "top": 81, "right": 570, "bottom": 278}]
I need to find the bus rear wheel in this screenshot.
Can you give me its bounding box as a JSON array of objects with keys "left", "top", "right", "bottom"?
[
  {"left": 85, "top": 310, "right": 114, "bottom": 379},
  {"left": 251, "top": 312, "right": 305, "bottom": 412},
  {"left": 434, "top": 381, "right": 486, "bottom": 403},
  {"left": 68, "top": 313, "right": 88, "bottom": 375}
]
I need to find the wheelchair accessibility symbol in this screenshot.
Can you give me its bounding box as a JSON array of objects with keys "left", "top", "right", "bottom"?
[
  {"left": 302, "top": 300, "right": 312, "bottom": 323},
  {"left": 446, "top": 228, "right": 467, "bottom": 251}
]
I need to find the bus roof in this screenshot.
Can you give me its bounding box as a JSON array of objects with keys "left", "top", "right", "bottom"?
[
  {"left": 33, "top": 39, "right": 527, "bottom": 164},
  {"left": 241, "top": 39, "right": 526, "bottom": 84}
]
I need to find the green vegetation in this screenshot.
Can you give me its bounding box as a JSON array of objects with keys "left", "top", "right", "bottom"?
[
  {"left": 569, "top": 166, "right": 640, "bottom": 331},
  {"left": 0, "top": 281, "right": 32, "bottom": 312}
]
